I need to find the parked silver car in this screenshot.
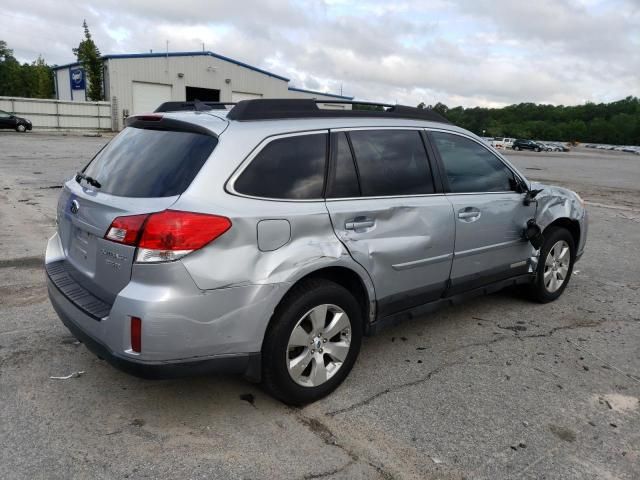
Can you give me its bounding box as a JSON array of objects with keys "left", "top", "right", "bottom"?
[{"left": 46, "top": 99, "right": 588, "bottom": 404}]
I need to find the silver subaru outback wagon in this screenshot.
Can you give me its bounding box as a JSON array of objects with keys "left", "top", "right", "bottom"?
[{"left": 46, "top": 99, "right": 587, "bottom": 404}]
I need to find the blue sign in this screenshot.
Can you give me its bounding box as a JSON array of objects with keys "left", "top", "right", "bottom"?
[{"left": 70, "top": 68, "right": 85, "bottom": 90}]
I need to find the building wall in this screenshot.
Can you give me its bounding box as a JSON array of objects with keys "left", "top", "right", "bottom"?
[
  {"left": 106, "top": 55, "right": 290, "bottom": 129},
  {"left": 54, "top": 53, "right": 353, "bottom": 130},
  {"left": 54, "top": 67, "right": 90, "bottom": 102}
]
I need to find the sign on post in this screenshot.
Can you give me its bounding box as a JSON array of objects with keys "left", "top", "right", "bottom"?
[{"left": 70, "top": 68, "right": 85, "bottom": 90}]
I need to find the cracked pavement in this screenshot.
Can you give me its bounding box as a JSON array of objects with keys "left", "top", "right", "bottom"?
[{"left": 1, "top": 133, "right": 639, "bottom": 479}]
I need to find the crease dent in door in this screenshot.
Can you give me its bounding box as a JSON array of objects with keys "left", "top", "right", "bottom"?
[
  {"left": 326, "top": 198, "right": 455, "bottom": 316},
  {"left": 346, "top": 205, "right": 435, "bottom": 264}
]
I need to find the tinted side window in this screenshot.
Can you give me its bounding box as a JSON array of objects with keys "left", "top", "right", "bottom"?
[
  {"left": 348, "top": 130, "right": 434, "bottom": 196},
  {"left": 82, "top": 127, "right": 217, "bottom": 197},
  {"left": 431, "top": 132, "right": 517, "bottom": 193},
  {"left": 235, "top": 133, "right": 327, "bottom": 199},
  {"left": 327, "top": 132, "right": 360, "bottom": 198}
]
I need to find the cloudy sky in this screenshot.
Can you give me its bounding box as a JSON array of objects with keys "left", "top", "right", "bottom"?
[{"left": 1, "top": 0, "right": 639, "bottom": 107}]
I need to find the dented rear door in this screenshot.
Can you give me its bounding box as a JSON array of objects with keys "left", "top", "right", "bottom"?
[{"left": 325, "top": 129, "right": 455, "bottom": 317}]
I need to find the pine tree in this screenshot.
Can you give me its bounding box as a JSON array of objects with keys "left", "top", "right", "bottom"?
[{"left": 72, "top": 20, "right": 103, "bottom": 101}]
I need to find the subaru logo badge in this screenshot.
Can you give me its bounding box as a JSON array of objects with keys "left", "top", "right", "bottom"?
[{"left": 70, "top": 199, "right": 80, "bottom": 214}]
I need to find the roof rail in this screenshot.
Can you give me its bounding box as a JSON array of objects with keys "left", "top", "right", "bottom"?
[
  {"left": 226, "top": 99, "right": 451, "bottom": 123},
  {"left": 155, "top": 101, "right": 236, "bottom": 113}
]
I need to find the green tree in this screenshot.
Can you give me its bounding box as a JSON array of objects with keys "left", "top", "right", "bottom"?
[
  {"left": 29, "top": 56, "right": 55, "bottom": 98},
  {"left": 72, "top": 20, "right": 103, "bottom": 101},
  {"left": 0, "top": 40, "right": 55, "bottom": 98},
  {"left": 0, "top": 40, "right": 22, "bottom": 97},
  {"left": 432, "top": 102, "right": 449, "bottom": 117},
  {"left": 0, "top": 40, "right": 13, "bottom": 61},
  {"left": 433, "top": 97, "right": 640, "bottom": 145}
]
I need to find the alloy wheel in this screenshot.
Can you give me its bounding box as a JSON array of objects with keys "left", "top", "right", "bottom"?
[
  {"left": 544, "top": 240, "right": 570, "bottom": 293},
  {"left": 286, "top": 304, "right": 352, "bottom": 387}
]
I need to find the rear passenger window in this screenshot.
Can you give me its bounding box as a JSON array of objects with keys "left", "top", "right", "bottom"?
[
  {"left": 234, "top": 133, "right": 327, "bottom": 199},
  {"left": 431, "top": 132, "right": 517, "bottom": 193},
  {"left": 326, "top": 132, "right": 360, "bottom": 198},
  {"left": 348, "top": 130, "right": 434, "bottom": 196}
]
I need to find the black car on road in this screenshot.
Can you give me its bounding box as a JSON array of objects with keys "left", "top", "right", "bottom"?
[
  {"left": 0, "top": 110, "right": 32, "bottom": 132},
  {"left": 512, "top": 139, "right": 542, "bottom": 152}
]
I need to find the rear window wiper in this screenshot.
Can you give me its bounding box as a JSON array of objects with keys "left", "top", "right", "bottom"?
[{"left": 75, "top": 171, "right": 101, "bottom": 189}]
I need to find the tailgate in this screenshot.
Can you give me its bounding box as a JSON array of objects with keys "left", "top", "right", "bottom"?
[{"left": 56, "top": 181, "right": 178, "bottom": 304}]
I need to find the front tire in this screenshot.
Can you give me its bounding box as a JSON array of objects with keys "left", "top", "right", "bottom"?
[
  {"left": 16, "top": 124, "right": 26, "bottom": 132},
  {"left": 529, "top": 227, "right": 575, "bottom": 303},
  {"left": 515, "top": 146, "right": 521, "bottom": 151},
  {"left": 262, "top": 279, "right": 363, "bottom": 405},
  {"left": 535, "top": 147, "right": 541, "bottom": 152}
]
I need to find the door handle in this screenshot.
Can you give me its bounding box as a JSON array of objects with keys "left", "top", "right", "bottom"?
[
  {"left": 457, "top": 208, "right": 481, "bottom": 222},
  {"left": 345, "top": 217, "right": 375, "bottom": 231}
]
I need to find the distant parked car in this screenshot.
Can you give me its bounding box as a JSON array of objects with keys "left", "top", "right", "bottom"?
[
  {"left": 542, "top": 143, "right": 564, "bottom": 152},
  {"left": 621, "top": 146, "right": 640, "bottom": 154},
  {"left": 0, "top": 110, "right": 32, "bottom": 132},
  {"left": 513, "top": 139, "right": 543, "bottom": 152},
  {"left": 492, "top": 137, "right": 515, "bottom": 149}
]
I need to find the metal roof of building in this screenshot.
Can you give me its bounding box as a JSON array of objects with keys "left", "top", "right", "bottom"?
[
  {"left": 53, "top": 51, "right": 352, "bottom": 100},
  {"left": 52, "top": 50, "right": 289, "bottom": 81}
]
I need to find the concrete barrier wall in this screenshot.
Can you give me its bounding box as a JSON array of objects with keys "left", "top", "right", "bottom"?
[{"left": 0, "top": 96, "right": 112, "bottom": 131}]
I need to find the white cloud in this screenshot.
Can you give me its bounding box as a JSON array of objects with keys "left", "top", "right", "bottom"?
[{"left": 1, "top": 0, "right": 638, "bottom": 107}]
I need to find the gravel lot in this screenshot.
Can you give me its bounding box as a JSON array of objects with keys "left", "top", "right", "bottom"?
[{"left": 1, "top": 132, "right": 638, "bottom": 479}]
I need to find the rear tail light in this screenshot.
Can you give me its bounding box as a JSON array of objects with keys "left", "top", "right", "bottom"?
[
  {"left": 105, "top": 210, "right": 231, "bottom": 263},
  {"left": 130, "top": 317, "right": 142, "bottom": 353},
  {"left": 105, "top": 214, "right": 148, "bottom": 244}
]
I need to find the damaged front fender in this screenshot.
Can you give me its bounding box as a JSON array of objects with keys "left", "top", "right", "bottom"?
[{"left": 531, "top": 182, "right": 588, "bottom": 256}]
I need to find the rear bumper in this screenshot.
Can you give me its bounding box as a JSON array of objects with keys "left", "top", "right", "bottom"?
[
  {"left": 45, "top": 230, "right": 288, "bottom": 380},
  {"left": 48, "top": 278, "right": 261, "bottom": 380}
]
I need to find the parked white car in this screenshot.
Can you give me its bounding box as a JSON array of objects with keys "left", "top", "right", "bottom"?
[{"left": 491, "top": 137, "right": 515, "bottom": 149}]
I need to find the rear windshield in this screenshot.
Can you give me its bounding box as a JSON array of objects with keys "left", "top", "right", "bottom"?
[{"left": 81, "top": 127, "right": 217, "bottom": 197}]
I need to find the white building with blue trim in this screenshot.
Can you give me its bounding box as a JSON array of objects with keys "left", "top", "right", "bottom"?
[{"left": 53, "top": 51, "right": 352, "bottom": 130}]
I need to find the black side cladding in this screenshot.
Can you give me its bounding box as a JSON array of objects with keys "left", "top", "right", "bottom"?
[{"left": 226, "top": 98, "right": 452, "bottom": 123}]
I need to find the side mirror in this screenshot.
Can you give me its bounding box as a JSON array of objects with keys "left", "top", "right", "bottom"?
[{"left": 511, "top": 177, "right": 529, "bottom": 194}]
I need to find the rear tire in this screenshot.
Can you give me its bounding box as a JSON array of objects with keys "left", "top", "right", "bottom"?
[
  {"left": 262, "top": 278, "right": 363, "bottom": 405},
  {"left": 529, "top": 227, "right": 575, "bottom": 303},
  {"left": 515, "top": 146, "right": 521, "bottom": 151}
]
